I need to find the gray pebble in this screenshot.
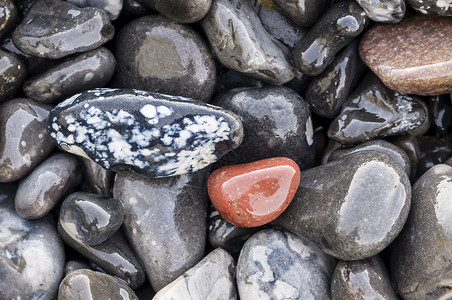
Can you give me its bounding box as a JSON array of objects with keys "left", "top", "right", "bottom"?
[
  {"left": 407, "top": 0, "right": 452, "bottom": 16},
  {"left": 139, "top": 0, "right": 211, "bottom": 23},
  {"left": 79, "top": 156, "right": 115, "bottom": 196},
  {"left": 0, "top": 49, "right": 26, "bottom": 103},
  {"left": 274, "top": 0, "right": 331, "bottom": 27},
  {"left": 356, "top": 0, "right": 406, "bottom": 23},
  {"left": 66, "top": 0, "right": 123, "bottom": 20},
  {"left": 0, "top": 0, "right": 18, "bottom": 39}
]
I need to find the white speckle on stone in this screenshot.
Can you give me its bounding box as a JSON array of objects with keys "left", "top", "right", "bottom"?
[
  {"left": 157, "top": 105, "right": 173, "bottom": 118},
  {"left": 437, "top": 0, "right": 452, "bottom": 10},
  {"left": 58, "top": 93, "right": 82, "bottom": 108},
  {"left": 67, "top": 9, "right": 81, "bottom": 17},
  {"left": 21, "top": 141, "right": 26, "bottom": 147},
  {"left": 140, "top": 104, "right": 157, "bottom": 118},
  {"left": 52, "top": 123, "right": 60, "bottom": 131},
  {"left": 119, "top": 288, "right": 130, "bottom": 300},
  {"left": 305, "top": 116, "right": 314, "bottom": 146},
  {"left": 274, "top": 280, "right": 300, "bottom": 300},
  {"left": 38, "top": 134, "right": 43, "bottom": 139},
  {"left": 251, "top": 246, "right": 274, "bottom": 282}
]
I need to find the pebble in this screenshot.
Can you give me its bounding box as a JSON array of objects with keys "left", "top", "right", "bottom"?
[
  {"left": 387, "top": 134, "right": 420, "bottom": 181},
  {"left": 0, "top": 98, "right": 54, "bottom": 182},
  {"left": 201, "top": 0, "right": 296, "bottom": 84},
  {"left": 115, "top": 15, "right": 216, "bottom": 102},
  {"left": 23, "top": 47, "right": 116, "bottom": 104},
  {"left": 331, "top": 256, "right": 399, "bottom": 299},
  {"left": 292, "top": 0, "right": 369, "bottom": 76},
  {"left": 0, "top": 0, "right": 18, "bottom": 39},
  {"left": 66, "top": 0, "right": 123, "bottom": 20},
  {"left": 12, "top": 0, "right": 115, "bottom": 59},
  {"left": 407, "top": 0, "right": 452, "bottom": 16},
  {"left": 360, "top": 13, "right": 452, "bottom": 96},
  {"left": 391, "top": 164, "right": 452, "bottom": 299},
  {"left": 59, "top": 192, "right": 124, "bottom": 245},
  {"left": 208, "top": 157, "right": 300, "bottom": 227},
  {"left": 153, "top": 248, "right": 237, "bottom": 300},
  {"left": 64, "top": 260, "right": 91, "bottom": 276},
  {"left": 58, "top": 269, "right": 138, "bottom": 300},
  {"left": 79, "top": 156, "right": 115, "bottom": 196},
  {"left": 274, "top": 0, "right": 331, "bottom": 27},
  {"left": 428, "top": 94, "right": 452, "bottom": 135},
  {"left": 113, "top": 171, "right": 208, "bottom": 291},
  {"left": 0, "top": 184, "right": 66, "bottom": 300},
  {"left": 213, "top": 86, "right": 315, "bottom": 168},
  {"left": 47, "top": 88, "right": 244, "bottom": 178},
  {"left": 139, "top": 0, "right": 211, "bottom": 23},
  {"left": 273, "top": 151, "right": 411, "bottom": 260},
  {"left": 237, "top": 228, "right": 336, "bottom": 299},
  {"left": 15, "top": 152, "right": 81, "bottom": 219},
  {"left": 356, "top": 0, "right": 405, "bottom": 23},
  {"left": 0, "top": 49, "right": 27, "bottom": 103},
  {"left": 328, "top": 75, "right": 429, "bottom": 144}
]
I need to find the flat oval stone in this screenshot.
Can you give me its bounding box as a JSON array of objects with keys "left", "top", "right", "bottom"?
[
  {"left": 0, "top": 49, "right": 26, "bottom": 103},
  {"left": 391, "top": 164, "right": 452, "bottom": 299},
  {"left": 407, "top": 0, "right": 452, "bottom": 16},
  {"left": 0, "top": 98, "right": 54, "bottom": 182},
  {"left": 0, "top": 0, "right": 18, "bottom": 39},
  {"left": 79, "top": 156, "right": 115, "bottom": 196},
  {"left": 139, "top": 0, "right": 211, "bottom": 23},
  {"left": 273, "top": 151, "right": 411, "bottom": 260},
  {"left": 201, "top": 0, "right": 295, "bottom": 84},
  {"left": 12, "top": 0, "right": 115, "bottom": 59},
  {"left": 360, "top": 13, "right": 452, "bottom": 95},
  {"left": 47, "top": 88, "right": 243, "bottom": 178},
  {"left": 66, "top": 0, "right": 123, "bottom": 20},
  {"left": 356, "top": 0, "right": 405, "bottom": 23},
  {"left": 60, "top": 192, "right": 124, "bottom": 245},
  {"left": 274, "top": 0, "right": 331, "bottom": 27},
  {"left": 58, "top": 269, "right": 138, "bottom": 300},
  {"left": 15, "top": 152, "right": 81, "bottom": 219},
  {"left": 237, "top": 228, "right": 336, "bottom": 299},
  {"left": 115, "top": 16, "right": 216, "bottom": 103},
  {"left": 208, "top": 157, "right": 300, "bottom": 227},
  {"left": 23, "top": 47, "right": 116, "bottom": 103}
]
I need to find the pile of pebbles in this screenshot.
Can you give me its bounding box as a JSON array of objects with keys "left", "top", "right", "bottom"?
[{"left": 1, "top": 0, "right": 452, "bottom": 299}]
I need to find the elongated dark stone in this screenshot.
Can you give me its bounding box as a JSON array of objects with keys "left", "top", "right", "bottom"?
[{"left": 47, "top": 88, "right": 244, "bottom": 178}]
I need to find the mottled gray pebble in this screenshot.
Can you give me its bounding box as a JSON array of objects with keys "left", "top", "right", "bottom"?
[
  {"left": 0, "top": 0, "right": 18, "bottom": 39},
  {"left": 274, "top": 0, "right": 331, "bottom": 27},
  {"left": 139, "top": 0, "right": 211, "bottom": 23},
  {"left": 66, "top": 0, "right": 123, "bottom": 20},
  {"left": 0, "top": 49, "right": 26, "bottom": 103},
  {"left": 407, "top": 0, "right": 452, "bottom": 16},
  {"left": 356, "top": 0, "right": 405, "bottom": 23}
]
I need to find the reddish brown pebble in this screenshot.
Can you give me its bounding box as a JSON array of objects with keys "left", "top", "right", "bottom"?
[
  {"left": 359, "top": 13, "right": 452, "bottom": 96},
  {"left": 207, "top": 157, "right": 300, "bottom": 227}
]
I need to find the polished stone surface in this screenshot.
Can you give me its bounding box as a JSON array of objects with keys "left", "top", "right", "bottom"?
[
  {"left": 66, "top": 0, "right": 123, "bottom": 20},
  {"left": 0, "top": 49, "right": 26, "bottom": 103},
  {"left": 79, "top": 156, "right": 115, "bottom": 196},
  {"left": 0, "top": 0, "right": 18, "bottom": 39},
  {"left": 274, "top": 0, "right": 331, "bottom": 27},
  {"left": 139, "top": 0, "right": 211, "bottom": 23},
  {"left": 407, "top": 0, "right": 452, "bottom": 16},
  {"left": 356, "top": 0, "right": 405, "bottom": 23}
]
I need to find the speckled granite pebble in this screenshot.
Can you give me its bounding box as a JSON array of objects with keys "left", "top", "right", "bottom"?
[
  {"left": 407, "top": 0, "right": 452, "bottom": 16},
  {"left": 356, "top": 0, "right": 405, "bottom": 23}
]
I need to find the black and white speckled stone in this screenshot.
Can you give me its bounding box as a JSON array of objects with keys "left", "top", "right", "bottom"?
[
  {"left": 79, "top": 156, "right": 115, "bottom": 196},
  {"left": 328, "top": 75, "right": 429, "bottom": 144},
  {"left": 47, "top": 88, "right": 243, "bottom": 178},
  {"left": 201, "top": 0, "right": 296, "bottom": 85},
  {"left": 23, "top": 47, "right": 116, "bottom": 104},
  {"left": 15, "top": 152, "right": 81, "bottom": 219},
  {"left": 391, "top": 164, "right": 452, "bottom": 299},
  {"left": 0, "top": 0, "right": 18, "bottom": 39},
  {"left": 356, "top": 0, "right": 405, "bottom": 23},
  {"left": 331, "top": 256, "right": 399, "bottom": 299},
  {"left": 153, "top": 248, "right": 237, "bottom": 299},
  {"left": 273, "top": 151, "right": 411, "bottom": 260},
  {"left": 66, "top": 0, "right": 123, "bottom": 20},
  {"left": 213, "top": 86, "right": 315, "bottom": 168},
  {"left": 0, "top": 184, "right": 66, "bottom": 300},
  {"left": 292, "top": 0, "right": 369, "bottom": 76},
  {"left": 139, "top": 0, "right": 211, "bottom": 23},
  {"left": 0, "top": 49, "right": 27, "bottom": 103},
  {"left": 237, "top": 228, "right": 336, "bottom": 299},
  {"left": 12, "top": 0, "right": 115, "bottom": 59},
  {"left": 58, "top": 223, "right": 146, "bottom": 289},
  {"left": 113, "top": 170, "right": 208, "bottom": 291},
  {"left": 407, "top": 0, "right": 452, "bottom": 16},
  {"left": 58, "top": 269, "right": 138, "bottom": 300},
  {"left": 115, "top": 16, "right": 216, "bottom": 103},
  {"left": 0, "top": 98, "right": 54, "bottom": 182},
  {"left": 64, "top": 260, "right": 91, "bottom": 276},
  {"left": 274, "top": 0, "right": 331, "bottom": 27},
  {"left": 59, "top": 192, "right": 124, "bottom": 245}
]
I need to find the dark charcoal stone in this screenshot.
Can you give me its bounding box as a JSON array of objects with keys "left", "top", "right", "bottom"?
[
  {"left": 237, "top": 228, "right": 336, "bottom": 299},
  {"left": 113, "top": 171, "right": 208, "bottom": 291},
  {"left": 0, "top": 49, "right": 26, "bottom": 103},
  {"left": 407, "top": 0, "right": 452, "bottom": 16},
  {"left": 274, "top": 0, "right": 331, "bottom": 27},
  {"left": 201, "top": 0, "right": 295, "bottom": 84},
  {"left": 47, "top": 88, "right": 243, "bottom": 178},
  {"left": 15, "top": 152, "right": 81, "bottom": 219},
  {"left": 416, "top": 136, "right": 452, "bottom": 178},
  {"left": 0, "top": 0, "right": 18, "bottom": 39},
  {"left": 139, "top": 0, "right": 211, "bottom": 23},
  {"left": 66, "top": 0, "right": 123, "bottom": 20},
  {"left": 122, "top": 0, "right": 153, "bottom": 16},
  {"left": 12, "top": 0, "right": 114, "bottom": 59},
  {"left": 391, "top": 164, "right": 452, "bottom": 299},
  {"left": 64, "top": 260, "right": 91, "bottom": 276},
  {"left": 216, "top": 69, "right": 264, "bottom": 93},
  {"left": 0, "top": 98, "right": 54, "bottom": 182},
  {"left": 115, "top": 15, "right": 216, "bottom": 102},
  {"left": 23, "top": 47, "right": 116, "bottom": 103},
  {"left": 387, "top": 134, "right": 420, "bottom": 181},
  {"left": 273, "top": 151, "right": 411, "bottom": 260},
  {"left": 213, "top": 86, "right": 315, "bottom": 169},
  {"left": 79, "top": 156, "right": 115, "bottom": 196},
  {"left": 427, "top": 94, "right": 452, "bottom": 135},
  {"left": 292, "top": 0, "right": 368, "bottom": 77},
  {"left": 153, "top": 248, "right": 237, "bottom": 299},
  {"left": 356, "top": 0, "right": 405, "bottom": 23}
]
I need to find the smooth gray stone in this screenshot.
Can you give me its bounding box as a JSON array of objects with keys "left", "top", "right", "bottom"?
[
  {"left": 58, "top": 222, "right": 146, "bottom": 289},
  {"left": 0, "top": 49, "right": 26, "bottom": 103},
  {"left": 356, "top": 0, "right": 405, "bottom": 22},
  {"left": 407, "top": 0, "right": 452, "bottom": 16},
  {"left": 201, "top": 0, "right": 296, "bottom": 85},
  {"left": 391, "top": 164, "right": 452, "bottom": 299},
  {"left": 237, "top": 228, "right": 336, "bottom": 299},
  {"left": 213, "top": 86, "right": 315, "bottom": 169},
  {"left": 115, "top": 15, "right": 216, "bottom": 102},
  {"left": 79, "top": 156, "right": 115, "bottom": 196},
  {"left": 331, "top": 256, "right": 399, "bottom": 300},
  {"left": 153, "top": 248, "right": 237, "bottom": 300},
  {"left": 273, "top": 151, "right": 411, "bottom": 260},
  {"left": 58, "top": 269, "right": 138, "bottom": 300},
  {"left": 66, "top": 0, "right": 123, "bottom": 20},
  {"left": 0, "top": 184, "right": 66, "bottom": 300},
  {"left": 15, "top": 152, "right": 81, "bottom": 219},
  {"left": 113, "top": 171, "right": 208, "bottom": 291},
  {"left": 23, "top": 47, "right": 115, "bottom": 103},
  {"left": 139, "top": 0, "right": 211, "bottom": 23},
  {"left": 329, "top": 139, "right": 411, "bottom": 178},
  {"left": 64, "top": 260, "right": 91, "bottom": 276},
  {"left": 12, "top": 0, "right": 115, "bottom": 59},
  {"left": 274, "top": 0, "right": 331, "bottom": 27},
  {"left": 0, "top": 0, "right": 18, "bottom": 39},
  {"left": 0, "top": 98, "right": 54, "bottom": 182}
]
